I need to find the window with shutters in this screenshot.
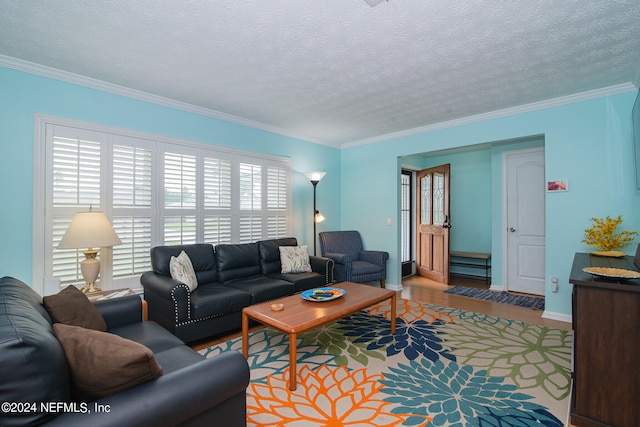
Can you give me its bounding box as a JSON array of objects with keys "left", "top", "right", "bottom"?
[
  {"left": 267, "top": 166, "right": 288, "bottom": 238},
  {"left": 164, "top": 152, "right": 197, "bottom": 245},
  {"left": 203, "top": 156, "right": 232, "bottom": 244},
  {"left": 112, "top": 143, "right": 154, "bottom": 280},
  {"left": 50, "top": 128, "right": 104, "bottom": 285},
  {"left": 239, "top": 163, "right": 262, "bottom": 243},
  {"left": 34, "top": 115, "right": 292, "bottom": 291}
]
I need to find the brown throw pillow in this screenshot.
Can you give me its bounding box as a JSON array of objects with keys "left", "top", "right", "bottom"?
[
  {"left": 43, "top": 285, "right": 107, "bottom": 331},
  {"left": 53, "top": 323, "right": 163, "bottom": 401}
]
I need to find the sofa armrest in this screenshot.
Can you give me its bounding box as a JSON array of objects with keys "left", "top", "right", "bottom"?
[
  {"left": 140, "top": 271, "right": 191, "bottom": 325},
  {"left": 323, "top": 252, "right": 351, "bottom": 265},
  {"left": 93, "top": 295, "right": 142, "bottom": 329},
  {"left": 44, "top": 351, "right": 250, "bottom": 427},
  {"left": 360, "top": 250, "right": 389, "bottom": 266},
  {"left": 309, "top": 255, "right": 335, "bottom": 284},
  {"left": 140, "top": 271, "right": 184, "bottom": 296}
]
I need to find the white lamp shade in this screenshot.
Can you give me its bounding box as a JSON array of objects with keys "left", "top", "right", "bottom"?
[
  {"left": 304, "top": 171, "right": 327, "bottom": 182},
  {"left": 57, "top": 211, "right": 122, "bottom": 249}
]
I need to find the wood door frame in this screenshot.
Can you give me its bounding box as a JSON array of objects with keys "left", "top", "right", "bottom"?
[{"left": 415, "top": 163, "right": 450, "bottom": 283}]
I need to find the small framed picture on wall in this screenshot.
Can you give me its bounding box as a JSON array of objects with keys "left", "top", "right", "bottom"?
[{"left": 547, "top": 179, "right": 568, "bottom": 192}]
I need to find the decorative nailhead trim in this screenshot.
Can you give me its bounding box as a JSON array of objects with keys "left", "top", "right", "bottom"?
[
  {"left": 175, "top": 308, "right": 244, "bottom": 327},
  {"left": 170, "top": 283, "right": 191, "bottom": 324},
  {"left": 326, "top": 259, "right": 335, "bottom": 284},
  {"left": 171, "top": 282, "right": 244, "bottom": 326}
]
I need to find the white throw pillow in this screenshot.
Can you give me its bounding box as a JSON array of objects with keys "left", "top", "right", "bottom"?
[
  {"left": 279, "top": 245, "right": 312, "bottom": 274},
  {"left": 169, "top": 251, "right": 198, "bottom": 292}
]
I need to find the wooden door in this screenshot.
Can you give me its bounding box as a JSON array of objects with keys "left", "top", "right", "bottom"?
[{"left": 416, "top": 164, "right": 450, "bottom": 283}]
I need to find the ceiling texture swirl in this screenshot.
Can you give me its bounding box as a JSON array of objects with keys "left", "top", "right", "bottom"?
[{"left": 1, "top": 0, "right": 639, "bottom": 147}]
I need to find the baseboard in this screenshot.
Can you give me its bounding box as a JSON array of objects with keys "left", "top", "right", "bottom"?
[
  {"left": 542, "top": 310, "right": 572, "bottom": 324},
  {"left": 386, "top": 283, "right": 402, "bottom": 291},
  {"left": 489, "top": 284, "right": 504, "bottom": 291}
]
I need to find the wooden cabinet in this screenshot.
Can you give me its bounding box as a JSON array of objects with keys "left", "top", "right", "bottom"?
[{"left": 569, "top": 253, "right": 640, "bottom": 427}]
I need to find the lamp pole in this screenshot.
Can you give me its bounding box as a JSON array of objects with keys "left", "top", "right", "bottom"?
[
  {"left": 311, "top": 179, "right": 319, "bottom": 256},
  {"left": 304, "top": 171, "right": 326, "bottom": 256}
]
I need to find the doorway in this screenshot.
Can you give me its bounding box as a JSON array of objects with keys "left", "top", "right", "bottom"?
[
  {"left": 504, "top": 147, "right": 546, "bottom": 295},
  {"left": 400, "top": 136, "right": 544, "bottom": 293}
]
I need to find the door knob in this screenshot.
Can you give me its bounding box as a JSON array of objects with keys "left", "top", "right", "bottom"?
[{"left": 509, "top": 227, "right": 516, "bottom": 232}]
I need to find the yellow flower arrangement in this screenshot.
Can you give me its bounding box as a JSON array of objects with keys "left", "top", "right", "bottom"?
[{"left": 582, "top": 215, "right": 637, "bottom": 251}]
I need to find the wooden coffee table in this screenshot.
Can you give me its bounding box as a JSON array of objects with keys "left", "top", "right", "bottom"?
[{"left": 242, "top": 281, "right": 396, "bottom": 390}]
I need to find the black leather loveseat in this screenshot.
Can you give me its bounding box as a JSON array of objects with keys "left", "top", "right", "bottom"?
[
  {"left": 140, "top": 237, "right": 334, "bottom": 343},
  {"left": 0, "top": 276, "right": 249, "bottom": 427}
]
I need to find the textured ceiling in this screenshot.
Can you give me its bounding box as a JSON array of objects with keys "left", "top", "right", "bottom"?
[{"left": 1, "top": 0, "right": 639, "bottom": 147}]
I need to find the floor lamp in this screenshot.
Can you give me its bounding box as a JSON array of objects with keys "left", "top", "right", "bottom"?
[{"left": 304, "top": 171, "right": 326, "bottom": 256}]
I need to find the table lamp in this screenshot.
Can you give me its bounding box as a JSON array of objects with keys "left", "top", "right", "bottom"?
[{"left": 57, "top": 207, "right": 122, "bottom": 295}]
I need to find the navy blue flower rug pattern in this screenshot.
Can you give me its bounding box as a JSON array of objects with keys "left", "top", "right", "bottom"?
[{"left": 200, "top": 298, "right": 572, "bottom": 426}]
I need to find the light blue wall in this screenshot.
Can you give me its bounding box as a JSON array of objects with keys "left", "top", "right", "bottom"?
[
  {"left": 420, "top": 147, "right": 493, "bottom": 254},
  {"left": 0, "top": 67, "right": 341, "bottom": 285},
  {"left": 3, "top": 65, "right": 639, "bottom": 317},
  {"left": 342, "top": 91, "right": 640, "bottom": 316}
]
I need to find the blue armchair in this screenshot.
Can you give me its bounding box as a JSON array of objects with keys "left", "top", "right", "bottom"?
[{"left": 319, "top": 230, "right": 389, "bottom": 288}]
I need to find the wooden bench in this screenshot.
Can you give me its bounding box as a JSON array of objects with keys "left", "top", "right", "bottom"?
[{"left": 450, "top": 251, "right": 491, "bottom": 284}]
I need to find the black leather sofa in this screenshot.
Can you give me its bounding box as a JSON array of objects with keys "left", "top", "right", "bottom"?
[
  {"left": 141, "top": 237, "right": 334, "bottom": 343},
  {"left": 0, "top": 276, "right": 250, "bottom": 427}
]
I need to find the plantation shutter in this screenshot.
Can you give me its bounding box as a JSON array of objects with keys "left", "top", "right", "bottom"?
[
  {"left": 164, "top": 152, "right": 197, "bottom": 245},
  {"left": 203, "top": 156, "right": 232, "bottom": 245},
  {"left": 267, "top": 166, "right": 288, "bottom": 238},
  {"left": 50, "top": 126, "right": 103, "bottom": 284},
  {"left": 239, "top": 162, "right": 262, "bottom": 243},
  {"left": 111, "top": 143, "right": 153, "bottom": 279}
]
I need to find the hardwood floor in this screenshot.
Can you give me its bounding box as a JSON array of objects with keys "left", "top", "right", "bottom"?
[
  {"left": 447, "top": 274, "right": 491, "bottom": 290},
  {"left": 190, "top": 276, "right": 571, "bottom": 351},
  {"left": 401, "top": 275, "right": 571, "bottom": 331}
]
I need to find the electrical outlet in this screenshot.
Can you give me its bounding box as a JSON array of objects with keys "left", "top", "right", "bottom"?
[{"left": 550, "top": 276, "right": 559, "bottom": 293}]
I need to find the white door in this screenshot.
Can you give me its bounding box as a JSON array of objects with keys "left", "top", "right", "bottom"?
[{"left": 505, "top": 148, "right": 545, "bottom": 295}]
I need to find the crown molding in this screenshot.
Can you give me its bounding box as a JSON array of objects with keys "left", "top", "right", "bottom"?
[
  {"left": 2, "top": 55, "right": 636, "bottom": 151},
  {"left": 0, "top": 55, "right": 333, "bottom": 147},
  {"left": 341, "top": 82, "right": 638, "bottom": 149}
]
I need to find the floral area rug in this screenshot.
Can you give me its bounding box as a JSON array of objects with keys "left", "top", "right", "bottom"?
[{"left": 199, "top": 298, "right": 573, "bottom": 427}]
